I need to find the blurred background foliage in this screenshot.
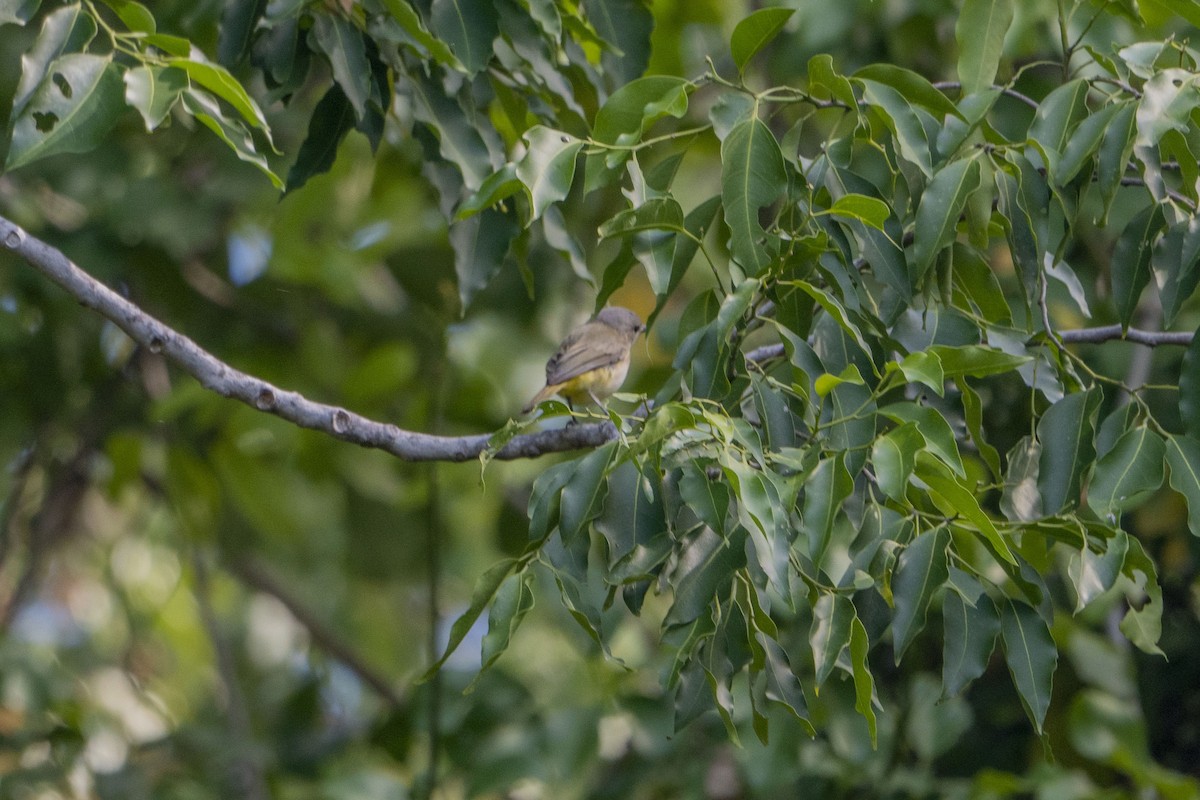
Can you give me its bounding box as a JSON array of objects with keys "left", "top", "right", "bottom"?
[{"left": 0, "top": 0, "right": 1198, "bottom": 798}]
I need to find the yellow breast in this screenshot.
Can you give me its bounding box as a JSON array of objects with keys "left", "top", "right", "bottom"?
[{"left": 555, "top": 360, "right": 630, "bottom": 404}]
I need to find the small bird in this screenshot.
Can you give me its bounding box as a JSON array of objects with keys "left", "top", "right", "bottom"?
[{"left": 523, "top": 306, "right": 645, "bottom": 413}]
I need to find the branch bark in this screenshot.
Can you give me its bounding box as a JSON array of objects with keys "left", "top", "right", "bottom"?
[{"left": 0, "top": 214, "right": 615, "bottom": 462}]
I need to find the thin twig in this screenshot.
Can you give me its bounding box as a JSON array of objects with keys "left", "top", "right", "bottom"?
[
  {"left": 226, "top": 557, "right": 405, "bottom": 707},
  {"left": 0, "top": 214, "right": 615, "bottom": 463},
  {"left": 931, "top": 81, "right": 1040, "bottom": 110}
]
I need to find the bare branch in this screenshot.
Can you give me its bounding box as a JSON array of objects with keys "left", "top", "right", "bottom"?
[
  {"left": 0, "top": 214, "right": 615, "bottom": 462},
  {"left": 1059, "top": 325, "right": 1193, "bottom": 346}
]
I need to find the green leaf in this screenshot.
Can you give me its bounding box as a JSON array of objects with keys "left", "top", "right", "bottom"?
[
  {"left": 1166, "top": 434, "right": 1200, "bottom": 537},
  {"left": 915, "top": 452, "right": 1016, "bottom": 564},
  {"left": 285, "top": 84, "right": 356, "bottom": 195},
  {"left": 759, "top": 634, "right": 815, "bottom": 735},
  {"left": 955, "top": 0, "right": 1013, "bottom": 95},
  {"left": 891, "top": 525, "right": 951, "bottom": 662},
  {"left": 1139, "top": 0, "right": 1200, "bottom": 25},
  {"left": 807, "top": 53, "right": 856, "bottom": 108},
  {"left": 123, "top": 65, "right": 187, "bottom": 132},
  {"left": 729, "top": 462, "right": 791, "bottom": 595},
  {"left": 730, "top": 7, "right": 794, "bottom": 73},
  {"left": 859, "top": 79, "right": 932, "bottom": 177},
  {"left": 1153, "top": 218, "right": 1200, "bottom": 327},
  {"left": 594, "top": 460, "right": 666, "bottom": 573},
  {"left": 0, "top": 0, "right": 40, "bottom": 26},
  {"left": 1068, "top": 531, "right": 1128, "bottom": 612},
  {"left": 585, "top": 76, "right": 689, "bottom": 190},
  {"left": 1037, "top": 389, "right": 1102, "bottom": 514},
  {"left": 664, "top": 527, "right": 744, "bottom": 629},
  {"left": 449, "top": 206, "right": 519, "bottom": 311},
  {"left": 912, "top": 158, "right": 981, "bottom": 283},
  {"left": 100, "top": 0, "right": 154, "bottom": 33},
  {"left": 456, "top": 164, "right": 521, "bottom": 219},
  {"left": 429, "top": 0, "right": 498, "bottom": 74},
  {"left": 1000, "top": 599, "right": 1057, "bottom": 734},
  {"left": 169, "top": 56, "right": 271, "bottom": 136},
  {"left": 803, "top": 453, "right": 853, "bottom": 567},
  {"left": 586, "top": 0, "right": 653, "bottom": 86},
  {"left": 927, "top": 344, "right": 1031, "bottom": 378},
  {"left": 180, "top": 88, "right": 282, "bottom": 187},
  {"left": 1087, "top": 426, "right": 1165, "bottom": 519},
  {"left": 515, "top": 126, "right": 582, "bottom": 221},
  {"left": 721, "top": 117, "right": 786, "bottom": 274},
  {"left": 1056, "top": 103, "right": 1121, "bottom": 185},
  {"left": 678, "top": 463, "right": 730, "bottom": 535},
  {"left": 960, "top": 378, "right": 1002, "bottom": 479},
  {"left": 310, "top": 14, "right": 371, "bottom": 121},
  {"left": 810, "top": 593, "right": 855, "bottom": 688},
  {"left": 6, "top": 54, "right": 123, "bottom": 171},
  {"left": 217, "top": 0, "right": 265, "bottom": 65},
  {"left": 1119, "top": 536, "right": 1165, "bottom": 655},
  {"left": 559, "top": 443, "right": 617, "bottom": 544},
  {"left": 1181, "top": 330, "right": 1200, "bottom": 440},
  {"left": 942, "top": 590, "right": 1000, "bottom": 697},
  {"left": 13, "top": 4, "right": 97, "bottom": 118},
  {"left": 1097, "top": 101, "right": 1137, "bottom": 219},
  {"left": 879, "top": 402, "right": 964, "bottom": 477},
  {"left": 1001, "top": 436, "right": 1042, "bottom": 522},
  {"left": 379, "top": 0, "right": 462, "bottom": 67},
  {"left": 827, "top": 193, "right": 891, "bottom": 231},
  {"left": 1112, "top": 204, "right": 1166, "bottom": 328},
  {"left": 872, "top": 422, "right": 923, "bottom": 501},
  {"left": 478, "top": 570, "right": 535, "bottom": 672},
  {"left": 894, "top": 350, "right": 944, "bottom": 395},
  {"left": 854, "top": 64, "right": 958, "bottom": 118},
  {"left": 1028, "top": 79, "right": 1088, "bottom": 157},
  {"left": 421, "top": 558, "right": 521, "bottom": 678},
  {"left": 849, "top": 617, "right": 878, "bottom": 746}
]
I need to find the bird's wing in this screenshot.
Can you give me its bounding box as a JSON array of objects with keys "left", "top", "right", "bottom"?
[{"left": 544, "top": 324, "right": 627, "bottom": 385}]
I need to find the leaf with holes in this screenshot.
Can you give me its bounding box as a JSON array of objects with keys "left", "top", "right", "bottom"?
[{"left": 7, "top": 53, "right": 123, "bottom": 171}]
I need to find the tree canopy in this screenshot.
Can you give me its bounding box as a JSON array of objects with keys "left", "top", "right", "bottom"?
[{"left": 1, "top": 0, "right": 1200, "bottom": 798}]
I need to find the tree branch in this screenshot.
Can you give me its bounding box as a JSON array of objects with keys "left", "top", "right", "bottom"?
[
  {"left": 226, "top": 557, "right": 405, "bottom": 708},
  {"left": 0, "top": 214, "right": 615, "bottom": 462}
]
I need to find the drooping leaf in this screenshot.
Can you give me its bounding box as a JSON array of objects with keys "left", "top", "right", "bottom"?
[
  {"left": 1118, "top": 536, "right": 1165, "bottom": 655},
  {"left": 664, "top": 527, "right": 744, "bottom": 629},
  {"left": 959, "top": 378, "right": 1002, "bottom": 479},
  {"left": 515, "top": 126, "right": 583, "bottom": 221},
  {"left": 169, "top": 55, "right": 272, "bottom": 135},
  {"left": 429, "top": 0, "right": 499, "bottom": 74},
  {"left": 1153, "top": 217, "right": 1200, "bottom": 327},
  {"left": 585, "top": 76, "right": 690, "bottom": 190},
  {"left": 871, "top": 422, "right": 923, "bottom": 501},
  {"left": 915, "top": 453, "right": 1015, "bottom": 564},
  {"left": 730, "top": 7, "right": 794, "bottom": 73},
  {"left": 721, "top": 117, "right": 786, "bottom": 273},
  {"left": 912, "top": 158, "right": 981, "bottom": 284},
  {"left": 1166, "top": 434, "right": 1200, "bottom": 537},
  {"left": 1087, "top": 426, "right": 1165, "bottom": 519},
  {"left": 802, "top": 453, "right": 853, "bottom": 567},
  {"left": 858, "top": 79, "right": 933, "bottom": 177},
  {"left": 585, "top": 0, "right": 653, "bottom": 86},
  {"left": 1028, "top": 79, "right": 1089, "bottom": 159},
  {"left": 123, "top": 65, "right": 187, "bottom": 132},
  {"left": 879, "top": 403, "right": 964, "bottom": 477},
  {"left": 449, "top": 206, "right": 520, "bottom": 311},
  {"left": 478, "top": 570, "right": 536, "bottom": 672},
  {"left": 999, "top": 598, "right": 1057, "bottom": 734},
  {"left": 810, "top": 593, "right": 855, "bottom": 688},
  {"left": 1111, "top": 204, "right": 1165, "bottom": 328},
  {"left": 849, "top": 617, "right": 878, "bottom": 746},
  {"left": 180, "top": 88, "right": 283, "bottom": 188},
  {"left": 284, "top": 83, "right": 356, "bottom": 194},
  {"left": 217, "top": 0, "right": 265, "bottom": 65},
  {"left": 421, "top": 558, "right": 522, "bottom": 677},
  {"left": 1037, "top": 389, "right": 1102, "bottom": 514},
  {"left": 310, "top": 14, "right": 372, "bottom": 121},
  {"left": 891, "top": 524, "right": 951, "bottom": 662},
  {"left": 955, "top": 0, "right": 1013, "bottom": 95},
  {"left": 942, "top": 590, "right": 1000, "bottom": 697},
  {"left": 6, "top": 53, "right": 123, "bottom": 171},
  {"left": 1068, "top": 531, "right": 1129, "bottom": 612},
  {"left": 759, "top": 634, "right": 815, "bottom": 735}
]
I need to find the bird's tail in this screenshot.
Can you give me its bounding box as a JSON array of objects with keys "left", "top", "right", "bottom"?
[{"left": 522, "top": 384, "right": 556, "bottom": 414}]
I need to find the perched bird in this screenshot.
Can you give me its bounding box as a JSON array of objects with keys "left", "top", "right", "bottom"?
[{"left": 523, "top": 306, "right": 645, "bottom": 413}]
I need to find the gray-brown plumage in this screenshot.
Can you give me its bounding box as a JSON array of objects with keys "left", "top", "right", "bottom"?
[{"left": 522, "top": 306, "right": 644, "bottom": 413}]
